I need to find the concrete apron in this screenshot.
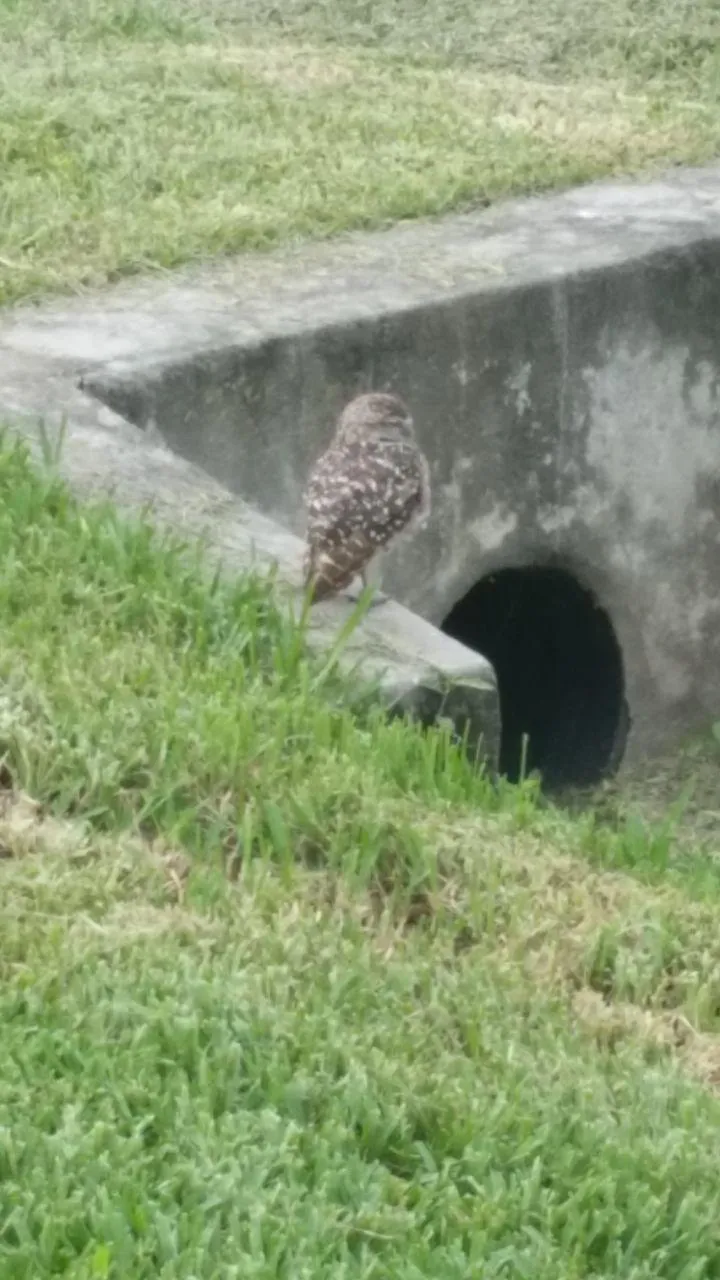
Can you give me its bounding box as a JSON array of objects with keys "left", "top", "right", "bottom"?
[{"left": 3, "top": 164, "right": 720, "bottom": 787}]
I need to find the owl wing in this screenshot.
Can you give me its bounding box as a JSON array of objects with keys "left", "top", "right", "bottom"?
[{"left": 304, "top": 439, "right": 425, "bottom": 600}]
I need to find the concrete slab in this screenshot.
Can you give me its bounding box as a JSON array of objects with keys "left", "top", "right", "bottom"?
[{"left": 4, "top": 163, "right": 720, "bottom": 783}]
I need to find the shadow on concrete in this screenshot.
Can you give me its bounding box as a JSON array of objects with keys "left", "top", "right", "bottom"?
[{"left": 442, "top": 566, "right": 628, "bottom": 792}]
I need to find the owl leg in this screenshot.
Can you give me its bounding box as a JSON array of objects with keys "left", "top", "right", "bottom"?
[
  {"left": 364, "top": 567, "right": 389, "bottom": 608},
  {"left": 346, "top": 559, "right": 388, "bottom": 608}
]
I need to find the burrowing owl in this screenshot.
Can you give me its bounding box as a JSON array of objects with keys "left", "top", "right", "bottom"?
[{"left": 303, "top": 391, "right": 431, "bottom": 604}]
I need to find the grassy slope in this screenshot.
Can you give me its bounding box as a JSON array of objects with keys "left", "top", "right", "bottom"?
[
  {"left": 2, "top": 0, "right": 720, "bottom": 303},
  {"left": 2, "top": 440, "right": 720, "bottom": 1276}
]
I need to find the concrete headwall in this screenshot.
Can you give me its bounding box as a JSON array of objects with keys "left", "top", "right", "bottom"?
[{"left": 5, "top": 165, "right": 720, "bottom": 776}]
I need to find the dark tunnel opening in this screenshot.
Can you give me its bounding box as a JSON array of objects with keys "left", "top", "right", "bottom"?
[{"left": 442, "top": 566, "right": 628, "bottom": 792}]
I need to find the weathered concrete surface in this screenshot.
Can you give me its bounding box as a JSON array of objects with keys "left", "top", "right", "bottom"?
[{"left": 4, "top": 163, "right": 720, "bottom": 772}]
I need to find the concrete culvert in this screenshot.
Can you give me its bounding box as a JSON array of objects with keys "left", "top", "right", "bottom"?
[{"left": 442, "top": 566, "right": 628, "bottom": 792}]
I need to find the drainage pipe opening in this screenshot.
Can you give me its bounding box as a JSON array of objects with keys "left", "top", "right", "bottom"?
[{"left": 442, "top": 566, "right": 627, "bottom": 791}]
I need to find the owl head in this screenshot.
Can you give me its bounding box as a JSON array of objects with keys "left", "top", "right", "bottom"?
[{"left": 334, "top": 392, "right": 415, "bottom": 447}]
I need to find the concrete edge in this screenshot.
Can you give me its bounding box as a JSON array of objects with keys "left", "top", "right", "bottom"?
[{"left": 3, "top": 164, "right": 720, "bottom": 377}]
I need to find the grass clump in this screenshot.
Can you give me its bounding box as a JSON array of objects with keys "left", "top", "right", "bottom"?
[
  {"left": 1, "top": 439, "right": 720, "bottom": 1274},
  {"left": 2, "top": 0, "right": 720, "bottom": 304}
]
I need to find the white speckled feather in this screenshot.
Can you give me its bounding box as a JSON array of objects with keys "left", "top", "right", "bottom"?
[{"left": 303, "top": 392, "right": 431, "bottom": 602}]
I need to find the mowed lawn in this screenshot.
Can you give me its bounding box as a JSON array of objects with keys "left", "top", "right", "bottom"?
[
  {"left": 1, "top": 441, "right": 720, "bottom": 1276},
  {"left": 2, "top": 0, "right": 720, "bottom": 304}
]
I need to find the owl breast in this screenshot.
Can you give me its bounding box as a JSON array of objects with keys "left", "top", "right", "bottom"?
[{"left": 304, "top": 436, "right": 429, "bottom": 600}]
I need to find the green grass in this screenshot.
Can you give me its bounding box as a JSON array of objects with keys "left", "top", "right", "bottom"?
[
  {"left": 3, "top": 437, "right": 720, "bottom": 1275},
  {"left": 0, "top": 439, "right": 500, "bottom": 882},
  {"left": 2, "top": 0, "right": 720, "bottom": 304}
]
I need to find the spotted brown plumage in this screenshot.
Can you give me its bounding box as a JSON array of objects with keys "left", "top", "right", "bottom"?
[{"left": 303, "top": 392, "right": 431, "bottom": 604}]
